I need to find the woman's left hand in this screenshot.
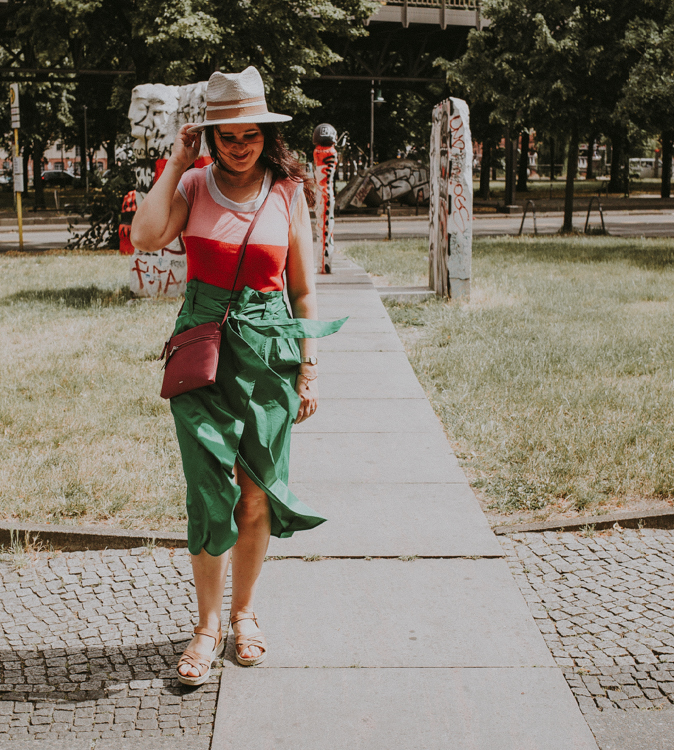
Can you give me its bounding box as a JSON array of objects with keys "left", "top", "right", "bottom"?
[{"left": 295, "top": 369, "right": 318, "bottom": 424}]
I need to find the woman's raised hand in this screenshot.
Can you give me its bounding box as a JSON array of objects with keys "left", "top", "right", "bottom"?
[{"left": 171, "top": 124, "right": 202, "bottom": 170}]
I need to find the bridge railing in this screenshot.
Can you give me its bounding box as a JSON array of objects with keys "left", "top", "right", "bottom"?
[
  {"left": 384, "top": 0, "right": 479, "bottom": 9},
  {"left": 371, "top": 0, "right": 483, "bottom": 27}
]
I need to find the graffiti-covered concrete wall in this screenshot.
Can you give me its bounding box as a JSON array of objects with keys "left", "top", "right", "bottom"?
[
  {"left": 126, "top": 82, "right": 209, "bottom": 297},
  {"left": 429, "top": 98, "right": 472, "bottom": 300},
  {"left": 336, "top": 159, "right": 429, "bottom": 212}
]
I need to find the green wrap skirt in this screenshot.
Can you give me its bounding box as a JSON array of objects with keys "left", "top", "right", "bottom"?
[{"left": 170, "top": 279, "right": 346, "bottom": 557}]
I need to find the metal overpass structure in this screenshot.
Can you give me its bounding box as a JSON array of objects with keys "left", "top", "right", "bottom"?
[
  {"left": 368, "top": 0, "right": 484, "bottom": 31},
  {"left": 317, "top": 0, "right": 483, "bottom": 86}
]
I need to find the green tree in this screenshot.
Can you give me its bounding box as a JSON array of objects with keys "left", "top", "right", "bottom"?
[
  {"left": 620, "top": 5, "right": 674, "bottom": 197},
  {"left": 439, "top": 0, "right": 669, "bottom": 228},
  {"left": 4, "top": 0, "right": 379, "bottom": 174}
]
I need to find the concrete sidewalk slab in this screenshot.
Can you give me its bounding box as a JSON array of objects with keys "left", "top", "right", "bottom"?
[
  {"left": 319, "top": 371, "right": 426, "bottom": 399},
  {"left": 320, "top": 306, "right": 389, "bottom": 321},
  {"left": 316, "top": 350, "right": 418, "bottom": 374},
  {"left": 291, "top": 397, "right": 443, "bottom": 433},
  {"left": 223, "top": 559, "right": 551, "bottom": 668},
  {"left": 318, "top": 331, "right": 405, "bottom": 351},
  {"left": 337, "top": 315, "right": 397, "bottom": 333},
  {"left": 213, "top": 668, "right": 597, "bottom": 750},
  {"left": 268, "top": 482, "right": 502, "bottom": 557},
  {"left": 289, "top": 432, "right": 466, "bottom": 484},
  {"left": 95, "top": 741, "right": 211, "bottom": 750},
  {"left": 584, "top": 708, "right": 674, "bottom": 750},
  {"left": 212, "top": 252, "right": 598, "bottom": 750}
]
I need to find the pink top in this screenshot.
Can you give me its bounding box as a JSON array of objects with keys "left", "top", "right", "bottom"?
[{"left": 177, "top": 165, "right": 303, "bottom": 292}]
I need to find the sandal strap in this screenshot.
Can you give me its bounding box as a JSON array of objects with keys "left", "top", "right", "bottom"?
[
  {"left": 230, "top": 612, "right": 258, "bottom": 625},
  {"left": 235, "top": 632, "right": 267, "bottom": 652},
  {"left": 177, "top": 649, "right": 211, "bottom": 673},
  {"left": 194, "top": 625, "right": 221, "bottom": 642}
]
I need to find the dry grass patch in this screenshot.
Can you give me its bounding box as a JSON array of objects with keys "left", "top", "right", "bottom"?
[
  {"left": 0, "top": 253, "right": 186, "bottom": 530},
  {"left": 345, "top": 235, "right": 674, "bottom": 524}
]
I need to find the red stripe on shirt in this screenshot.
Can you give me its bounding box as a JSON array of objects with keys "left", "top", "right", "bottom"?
[{"left": 184, "top": 235, "right": 287, "bottom": 292}]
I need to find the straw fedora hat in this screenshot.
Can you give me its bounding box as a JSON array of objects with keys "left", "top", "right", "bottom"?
[{"left": 187, "top": 66, "right": 291, "bottom": 132}]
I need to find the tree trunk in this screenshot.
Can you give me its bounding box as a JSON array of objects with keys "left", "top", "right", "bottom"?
[
  {"left": 517, "top": 130, "right": 529, "bottom": 191},
  {"left": 661, "top": 131, "right": 672, "bottom": 199},
  {"left": 608, "top": 134, "right": 625, "bottom": 193},
  {"left": 480, "top": 141, "right": 491, "bottom": 200},
  {"left": 563, "top": 126, "right": 579, "bottom": 233},
  {"left": 79, "top": 128, "right": 88, "bottom": 188},
  {"left": 32, "top": 141, "right": 46, "bottom": 210},
  {"left": 504, "top": 128, "right": 516, "bottom": 206},
  {"left": 549, "top": 136, "right": 556, "bottom": 180},
  {"left": 106, "top": 138, "right": 116, "bottom": 171},
  {"left": 586, "top": 133, "right": 596, "bottom": 181}
]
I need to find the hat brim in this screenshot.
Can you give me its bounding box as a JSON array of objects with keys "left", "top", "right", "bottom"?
[{"left": 188, "top": 112, "right": 292, "bottom": 133}]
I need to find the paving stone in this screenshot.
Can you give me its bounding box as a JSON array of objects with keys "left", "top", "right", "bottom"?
[
  {"left": 0, "top": 548, "right": 224, "bottom": 741},
  {"left": 506, "top": 529, "right": 674, "bottom": 710}
]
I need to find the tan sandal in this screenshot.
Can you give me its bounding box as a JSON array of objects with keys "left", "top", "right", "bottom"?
[
  {"left": 176, "top": 625, "right": 224, "bottom": 686},
  {"left": 230, "top": 612, "right": 267, "bottom": 666}
]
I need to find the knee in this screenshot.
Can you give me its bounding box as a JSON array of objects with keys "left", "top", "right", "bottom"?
[{"left": 235, "top": 490, "right": 270, "bottom": 526}]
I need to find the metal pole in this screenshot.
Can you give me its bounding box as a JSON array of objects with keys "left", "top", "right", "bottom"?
[
  {"left": 83, "top": 105, "right": 89, "bottom": 197},
  {"left": 13, "top": 128, "right": 23, "bottom": 251},
  {"left": 370, "top": 80, "right": 375, "bottom": 169}
]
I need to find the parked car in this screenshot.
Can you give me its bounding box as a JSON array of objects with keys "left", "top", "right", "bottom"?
[
  {"left": 41, "top": 169, "right": 76, "bottom": 187},
  {"left": 0, "top": 172, "right": 12, "bottom": 192},
  {"left": 629, "top": 158, "right": 656, "bottom": 179}
]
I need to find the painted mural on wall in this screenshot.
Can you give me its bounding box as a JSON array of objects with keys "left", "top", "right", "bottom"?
[
  {"left": 335, "top": 159, "right": 429, "bottom": 212},
  {"left": 428, "top": 97, "right": 472, "bottom": 300},
  {"left": 312, "top": 123, "right": 338, "bottom": 274},
  {"left": 124, "top": 82, "right": 209, "bottom": 298}
]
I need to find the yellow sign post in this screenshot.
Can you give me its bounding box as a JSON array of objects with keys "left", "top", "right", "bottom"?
[{"left": 10, "top": 83, "right": 23, "bottom": 251}]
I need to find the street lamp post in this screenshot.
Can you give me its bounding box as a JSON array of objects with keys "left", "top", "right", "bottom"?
[
  {"left": 83, "top": 105, "right": 89, "bottom": 197},
  {"left": 370, "top": 81, "right": 374, "bottom": 168},
  {"left": 369, "top": 81, "right": 385, "bottom": 169}
]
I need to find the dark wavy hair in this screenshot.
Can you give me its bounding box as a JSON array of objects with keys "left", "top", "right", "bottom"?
[{"left": 204, "top": 123, "right": 315, "bottom": 208}]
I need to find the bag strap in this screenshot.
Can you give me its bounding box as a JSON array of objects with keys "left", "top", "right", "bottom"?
[
  {"left": 221, "top": 176, "right": 276, "bottom": 327},
  {"left": 159, "top": 175, "right": 276, "bottom": 362}
]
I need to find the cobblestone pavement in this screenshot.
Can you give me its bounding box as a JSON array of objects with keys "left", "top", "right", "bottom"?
[
  {"left": 501, "top": 529, "right": 674, "bottom": 713},
  {"left": 0, "top": 546, "right": 230, "bottom": 744}
]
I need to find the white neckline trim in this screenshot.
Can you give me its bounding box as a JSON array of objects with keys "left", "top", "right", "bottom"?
[{"left": 206, "top": 165, "right": 272, "bottom": 212}]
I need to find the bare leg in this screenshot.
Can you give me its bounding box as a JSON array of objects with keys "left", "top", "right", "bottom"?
[
  {"left": 179, "top": 460, "right": 271, "bottom": 676},
  {"left": 178, "top": 547, "right": 230, "bottom": 679},
  {"left": 230, "top": 460, "right": 271, "bottom": 659}
]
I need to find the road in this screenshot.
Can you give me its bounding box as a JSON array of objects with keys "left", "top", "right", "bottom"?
[
  {"left": 1, "top": 210, "right": 674, "bottom": 251},
  {"left": 334, "top": 210, "right": 674, "bottom": 241}
]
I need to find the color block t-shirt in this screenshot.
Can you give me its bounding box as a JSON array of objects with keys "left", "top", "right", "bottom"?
[{"left": 177, "top": 165, "right": 303, "bottom": 292}]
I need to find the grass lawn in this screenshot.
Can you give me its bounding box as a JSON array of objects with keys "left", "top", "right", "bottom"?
[
  {"left": 345, "top": 236, "right": 674, "bottom": 526},
  {"left": 0, "top": 252, "right": 186, "bottom": 531},
  {"left": 3, "top": 240, "right": 674, "bottom": 531}
]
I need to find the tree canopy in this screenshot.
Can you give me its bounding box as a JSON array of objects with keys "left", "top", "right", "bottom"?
[
  {"left": 437, "top": 0, "right": 673, "bottom": 215},
  {"left": 1, "top": 0, "right": 379, "bottom": 185}
]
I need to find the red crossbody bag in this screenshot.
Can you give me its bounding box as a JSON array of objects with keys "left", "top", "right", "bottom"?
[{"left": 159, "top": 179, "right": 274, "bottom": 400}]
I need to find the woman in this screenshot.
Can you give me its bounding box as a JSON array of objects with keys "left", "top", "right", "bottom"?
[{"left": 131, "top": 66, "right": 344, "bottom": 685}]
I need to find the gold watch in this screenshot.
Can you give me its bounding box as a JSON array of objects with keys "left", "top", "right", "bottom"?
[{"left": 300, "top": 356, "right": 318, "bottom": 365}]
